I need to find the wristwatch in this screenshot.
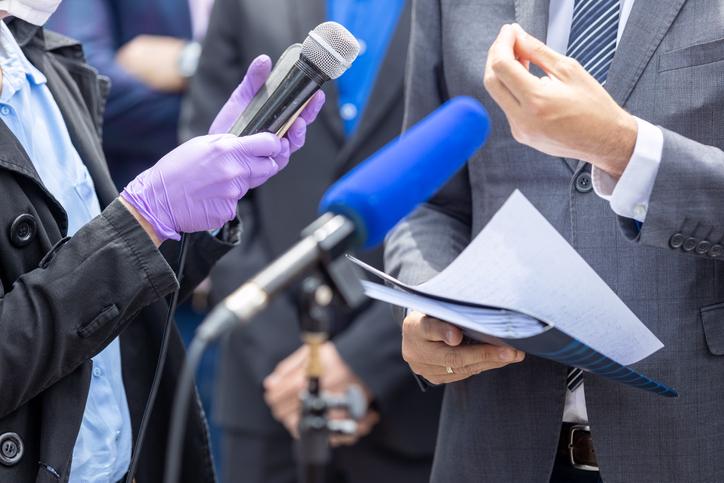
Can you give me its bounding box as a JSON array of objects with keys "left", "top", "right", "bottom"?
[{"left": 178, "top": 41, "right": 202, "bottom": 79}]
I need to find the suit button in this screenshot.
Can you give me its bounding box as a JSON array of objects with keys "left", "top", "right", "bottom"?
[
  {"left": 574, "top": 172, "right": 593, "bottom": 193},
  {"left": 710, "top": 244, "right": 723, "bottom": 258},
  {"left": 669, "top": 233, "right": 685, "bottom": 249},
  {"left": 696, "top": 241, "right": 712, "bottom": 255},
  {"left": 9, "top": 214, "right": 37, "bottom": 248},
  {"left": 0, "top": 433, "right": 23, "bottom": 466},
  {"left": 683, "top": 237, "right": 698, "bottom": 252}
]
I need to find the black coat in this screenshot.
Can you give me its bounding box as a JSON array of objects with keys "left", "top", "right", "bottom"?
[{"left": 0, "top": 20, "right": 234, "bottom": 483}]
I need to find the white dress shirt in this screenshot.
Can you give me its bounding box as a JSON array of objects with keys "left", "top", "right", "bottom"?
[{"left": 546, "top": 0, "right": 665, "bottom": 423}]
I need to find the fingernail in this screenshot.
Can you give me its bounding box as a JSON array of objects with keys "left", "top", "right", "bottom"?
[
  {"left": 499, "top": 349, "right": 516, "bottom": 362},
  {"left": 445, "top": 329, "right": 456, "bottom": 344}
]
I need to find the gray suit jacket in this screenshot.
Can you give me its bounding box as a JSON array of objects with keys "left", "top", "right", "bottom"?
[
  {"left": 385, "top": 1, "right": 724, "bottom": 482},
  {"left": 180, "top": 0, "right": 442, "bottom": 470}
]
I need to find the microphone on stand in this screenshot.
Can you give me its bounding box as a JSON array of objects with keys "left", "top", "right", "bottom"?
[{"left": 198, "top": 96, "right": 492, "bottom": 342}]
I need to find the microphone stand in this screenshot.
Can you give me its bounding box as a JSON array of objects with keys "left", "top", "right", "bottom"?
[
  {"left": 295, "top": 276, "right": 367, "bottom": 483},
  {"left": 163, "top": 216, "right": 368, "bottom": 483}
]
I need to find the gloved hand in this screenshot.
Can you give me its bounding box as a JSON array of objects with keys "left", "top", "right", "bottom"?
[
  {"left": 121, "top": 133, "right": 282, "bottom": 242},
  {"left": 120, "top": 54, "right": 326, "bottom": 243},
  {"left": 209, "top": 54, "right": 326, "bottom": 170}
]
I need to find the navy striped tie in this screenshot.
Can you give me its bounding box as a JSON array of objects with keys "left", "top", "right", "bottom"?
[{"left": 565, "top": 0, "right": 620, "bottom": 393}]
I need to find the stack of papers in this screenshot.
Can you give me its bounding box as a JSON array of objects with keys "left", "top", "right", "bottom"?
[{"left": 351, "top": 190, "right": 676, "bottom": 397}]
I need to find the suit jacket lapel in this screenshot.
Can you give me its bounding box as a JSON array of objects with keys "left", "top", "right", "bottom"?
[
  {"left": 573, "top": 0, "right": 688, "bottom": 172},
  {"left": 291, "top": 0, "right": 345, "bottom": 144},
  {"left": 336, "top": 1, "right": 412, "bottom": 166},
  {"left": 606, "top": 0, "right": 687, "bottom": 106}
]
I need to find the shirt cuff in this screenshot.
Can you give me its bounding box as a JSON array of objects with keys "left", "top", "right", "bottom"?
[{"left": 591, "top": 117, "right": 664, "bottom": 222}]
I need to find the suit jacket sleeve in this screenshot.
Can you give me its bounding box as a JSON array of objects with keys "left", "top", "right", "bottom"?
[
  {"left": 385, "top": 0, "right": 472, "bottom": 298},
  {"left": 622, "top": 127, "right": 724, "bottom": 260},
  {"left": 0, "top": 200, "right": 181, "bottom": 419},
  {"left": 179, "top": 0, "right": 248, "bottom": 140}
]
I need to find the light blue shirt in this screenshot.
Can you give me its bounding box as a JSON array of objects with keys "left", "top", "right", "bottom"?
[
  {"left": 327, "top": 0, "right": 404, "bottom": 136},
  {"left": 0, "top": 22, "right": 132, "bottom": 482}
]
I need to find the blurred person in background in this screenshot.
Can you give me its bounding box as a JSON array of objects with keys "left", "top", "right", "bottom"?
[
  {"left": 181, "top": 1, "right": 443, "bottom": 482},
  {"left": 46, "top": 0, "right": 214, "bottom": 189}
]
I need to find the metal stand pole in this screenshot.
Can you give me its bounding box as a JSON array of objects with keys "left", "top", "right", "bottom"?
[{"left": 295, "top": 276, "right": 367, "bottom": 483}]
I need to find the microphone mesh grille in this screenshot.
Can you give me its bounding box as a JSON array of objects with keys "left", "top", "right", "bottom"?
[{"left": 301, "top": 22, "right": 360, "bottom": 79}]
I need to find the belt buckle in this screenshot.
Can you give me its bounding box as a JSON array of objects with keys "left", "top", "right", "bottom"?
[{"left": 568, "top": 424, "right": 599, "bottom": 472}]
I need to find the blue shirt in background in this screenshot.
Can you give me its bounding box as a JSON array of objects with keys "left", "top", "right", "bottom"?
[
  {"left": 327, "top": 0, "right": 405, "bottom": 136},
  {"left": 0, "top": 21, "right": 132, "bottom": 483}
]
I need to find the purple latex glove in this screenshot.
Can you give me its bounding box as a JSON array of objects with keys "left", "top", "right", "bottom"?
[
  {"left": 121, "top": 54, "right": 326, "bottom": 243},
  {"left": 120, "top": 133, "right": 282, "bottom": 242},
  {"left": 209, "top": 54, "right": 327, "bottom": 170}
]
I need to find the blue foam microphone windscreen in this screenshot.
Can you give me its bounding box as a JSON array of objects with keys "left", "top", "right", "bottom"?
[{"left": 319, "top": 96, "right": 491, "bottom": 249}]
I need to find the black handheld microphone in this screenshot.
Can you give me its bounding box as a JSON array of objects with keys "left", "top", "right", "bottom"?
[{"left": 230, "top": 22, "right": 360, "bottom": 137}]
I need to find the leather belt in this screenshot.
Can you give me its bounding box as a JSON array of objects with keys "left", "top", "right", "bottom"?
[{"left": 558, "top": 423, "right": 599, "bottom": 471}]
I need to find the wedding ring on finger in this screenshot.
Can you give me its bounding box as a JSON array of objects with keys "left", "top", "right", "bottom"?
[{"left": 446, "top": 366, "right": 455, "bottom": 375}]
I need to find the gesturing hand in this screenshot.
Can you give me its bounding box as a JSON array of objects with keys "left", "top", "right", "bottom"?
[
  {"left": 402, "top": 311, "right": 525, "bottom": 385},
  {"left": 263, "top": 342, "right": 376, "bottom": 445},
  {"left": 483, "top": 23, "right": 638, "bottom": 178}
]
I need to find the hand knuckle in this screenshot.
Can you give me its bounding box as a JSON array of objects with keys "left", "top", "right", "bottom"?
[
  {"left": 479, "top": 347, "right": 492, "bottom": 363},
  {"left": 556, "top": 57, "right": 577, "bottom": 75},
  {"left": 490, "top": 58, "right": 508, "bottom": 74},
  {"left": 483, "top": 71, "right": 496, "bottom": 90},
  {"left": 533, "top": 43, "right": 547, "bottom": 58},
  {"left": 402, "top": 318, "right": 417, "bottom": 339},
  {"left": 444, "top": 349, "right": 463, "bottom": 369}
]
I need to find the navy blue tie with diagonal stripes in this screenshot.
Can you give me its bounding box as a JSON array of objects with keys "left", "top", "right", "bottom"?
[{"left": 565, "top": 0, "right": 621, "bottom": 392}]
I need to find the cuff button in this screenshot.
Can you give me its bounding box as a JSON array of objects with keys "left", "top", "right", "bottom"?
[
  {"left": 669, "top": 233, "right": 685, "bottom": 249},
  {"left": 710, "top": 244, "right": 723, "bottom": 258},
  {"left": 696, "top": 241, "right": 712, "bottom": 255},
  {"left": 683, "top": 237, "right": 698, "bottom": 252}
]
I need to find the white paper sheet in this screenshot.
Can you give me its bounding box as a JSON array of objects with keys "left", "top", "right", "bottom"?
[{"left": 370, "top": 190, "right": 664, "bottom": 366}]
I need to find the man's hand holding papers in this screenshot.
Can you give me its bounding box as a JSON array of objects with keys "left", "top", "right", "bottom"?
[{"left": 402, "top": 311, "right": 525, "bottom": 384}]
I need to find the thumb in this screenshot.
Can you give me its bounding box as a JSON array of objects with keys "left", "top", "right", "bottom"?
[{"left": 512, "top": 23, "right": 569, "bottom": 78}]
